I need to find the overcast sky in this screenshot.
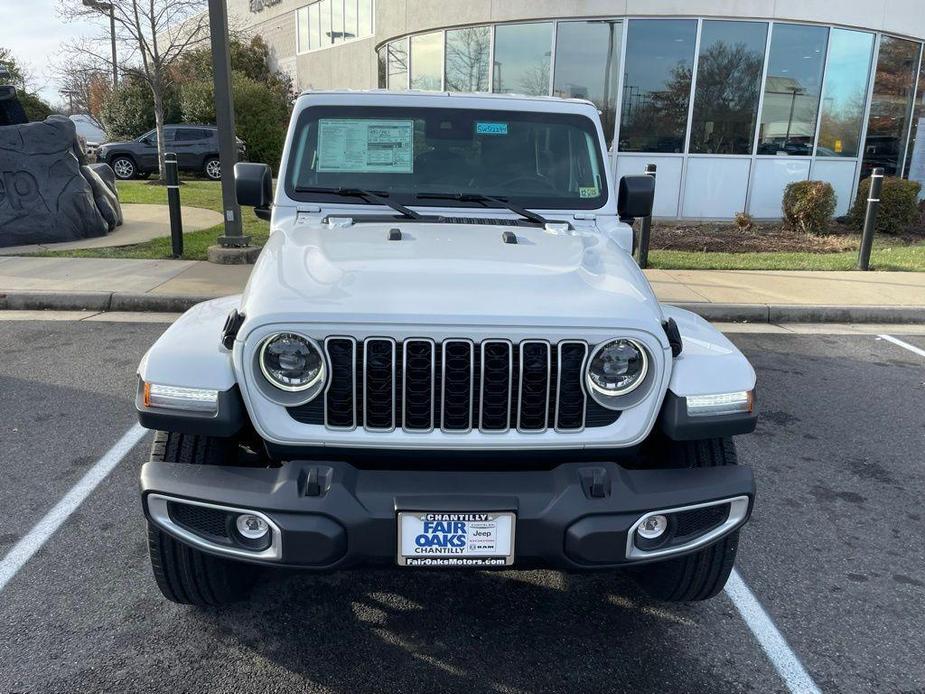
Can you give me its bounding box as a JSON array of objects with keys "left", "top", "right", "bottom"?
[{"left": 1, "top": 0, "right": 103, "bottom": 105}]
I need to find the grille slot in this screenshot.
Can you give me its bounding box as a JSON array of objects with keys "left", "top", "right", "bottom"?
[
  {"left": 403, "top": 339, "right": 435, "bottom": 431},
  {"left": 324, "top": 337, "right": 356, "bottom": 429},
  {"left": 441, "top": 339, "right": 474, "bottom": 431},
  {"left": 518, "top": 341, "right": 550, "bottom": 431},
  {"left": 287, "top": 338, "right": 622, "bottom": 433},
  {"left": 480, "top": 340, "right": 512, "bottom": 432},
  {"left": 364, "top": 338, "right": 395, "bottom": 430},
  {"left": 556, "top": 341, "right": 588, "bottom": 430}
]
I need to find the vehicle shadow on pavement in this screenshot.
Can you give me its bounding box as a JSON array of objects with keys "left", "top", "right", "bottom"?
[{"left": 193, "top": 568, "right": 734, "bottom": 693}]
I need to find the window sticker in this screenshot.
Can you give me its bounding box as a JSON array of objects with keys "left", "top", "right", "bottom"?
[
  {"left": 579, "top": 186, "right": 599, "bottom": 198},
  {"left": 476, "top": 121, "right": 509, "bottom": 135},
  {"left": 317, "top": 119, "right": 414, "bottom": 173}
]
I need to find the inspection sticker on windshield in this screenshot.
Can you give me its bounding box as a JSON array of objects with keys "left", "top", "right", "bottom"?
[
  {"left": 579, "top": 186, "right": 599, "bottom": 198},
  {"left": 317, "top": 119, "right": 414, "bottom": 173},
  {"left": 397, "top": 512, "right": 515, "bottom": 567},
  {"left": 476, "top": 121, "right": 508, "bottom": 135}
]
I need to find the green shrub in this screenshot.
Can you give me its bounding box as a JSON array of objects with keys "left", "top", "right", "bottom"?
[
  {"left": 180, "top": 74, "right": 289, "bottom": 173},
  {"left": 782, "top": 180, "right": 836, "bottom": 234},
  {"left": 849, "top": 176, "right": 922, "bottom": 235},
  {"left": 99, "top": 76, "right": 180, "bottom": 140}
]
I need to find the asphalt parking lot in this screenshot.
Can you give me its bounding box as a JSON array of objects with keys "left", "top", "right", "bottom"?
[{"left": 0, "top": 316, "right": 923, "bottom": 694}]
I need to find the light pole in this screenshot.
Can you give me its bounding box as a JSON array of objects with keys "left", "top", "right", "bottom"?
[
  {"left": 207, "top": 0, "right": 250, "bottom": 255},
  {"left": 82, "top": 0, "right": 118, "bottom": 89}
]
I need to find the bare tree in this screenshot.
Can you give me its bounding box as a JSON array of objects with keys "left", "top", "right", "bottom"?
[
  {"left": 59, "top": 0, "right": 209, "bottom": 179},
  {"left": 52, "top": 55, "right": 111, "bottom": 121}
]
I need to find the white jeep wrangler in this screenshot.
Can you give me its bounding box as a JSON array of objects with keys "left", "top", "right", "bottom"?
[{"left": 136, "top": 91, "right": 757, "bottom": 606}]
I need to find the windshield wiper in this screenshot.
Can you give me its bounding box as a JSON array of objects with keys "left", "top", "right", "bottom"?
[
  {"left": 295, "top": 186, "right": 422, "bottom": 220},
  {"left": 416, "top": 192, "right": 548, "bottom": 225}
]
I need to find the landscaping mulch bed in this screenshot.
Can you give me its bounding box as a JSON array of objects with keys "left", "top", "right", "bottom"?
[{"left": 646, "top": 218, "right": 925, "bottom": 254}]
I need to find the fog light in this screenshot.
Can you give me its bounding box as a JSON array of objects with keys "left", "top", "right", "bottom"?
[
  {"left": 637, "top": 514, "right": 668, "bottom": 540},
  {"left": 236, "top": 514, "right": 269, "bottom": 540}
]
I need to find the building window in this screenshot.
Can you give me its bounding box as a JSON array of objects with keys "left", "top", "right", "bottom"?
[
  {"left": 344, "top": 0, "right": 357, "bottom": 42},
  {"left": 903, "top": 48, "right": 925, "bottom": 190},
  {"left": 815, "top": 29, "right": 875, "bottom": 159},
  {"left": 619, "top": 19, "right": 697, "bottom": 153},
  {"left": 689, "top": 20, "right": 768, "bottom": 155},
  {"left": 492, "top": 22, "right": 553, "bottom": 96},
  {"left": 387, "top": 38, "right": 409, "bottom": 89},
  {"left": 331, "top": 0, "right": 344, "bottom": 44},
  {"left": 296, "top": 6, "right": 310, "bottom": 53},
  {"left": 757, "top": 24, "right": 828, "bottom": 156},
  {"left": 358, "top": 0, "right": 373, "bottom": 38},
  {"left": 296, "top": 0, "right": 374, "bottom": 54},
  {"left": 410, "top": 32, "right": 443, "bottom": 90},
  {"left": 863, "top": 36, "right": 920, "bottom": 177},
  {"left": 553, "top": 20, "right": 622, "bottom": 149},
  {"left": 445, "top": 26, "right": 491, "bottom": 92}
]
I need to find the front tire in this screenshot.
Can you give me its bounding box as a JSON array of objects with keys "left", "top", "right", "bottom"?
[
  {"left": 110, "top": 155, "right": 137, "bottom": 180},
  {"left": 630, "top": 438, "right": 741, "bottom": 602},
  {"left": 204, "top": 156, "right": 222, "bottom": 180},
  {"left": 146, "top": 431, "right": 257, "bottom": 606}
]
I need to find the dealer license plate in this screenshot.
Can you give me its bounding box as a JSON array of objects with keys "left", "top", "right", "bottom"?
[{"left": 397, "top": 512, "right": 516, "bottom": 567}]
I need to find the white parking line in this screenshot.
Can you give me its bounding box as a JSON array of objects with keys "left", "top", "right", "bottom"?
[
  {"left": 0, "top": 424, "right": 149, "bottom": 594},
  {"left": 725, "top": 569, "right": 821, "bottom": 694},
  {"left": 878, "top": 334, "right": 925, "bottom": 358}
]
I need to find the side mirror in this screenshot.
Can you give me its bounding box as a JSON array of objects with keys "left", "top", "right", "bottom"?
[
  {"left": 235, "top": 162, "right": 272, "bottom": 221},
  {"left": 617, "top": 174, "right": 655, "bottom": 221}
]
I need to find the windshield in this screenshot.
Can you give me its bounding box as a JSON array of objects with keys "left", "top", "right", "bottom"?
[{"left": 284, "top": 105, "right": 608, "bottom": 210}]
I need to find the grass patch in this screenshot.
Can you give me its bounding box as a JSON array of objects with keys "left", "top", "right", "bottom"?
[
  {"left": 41, "top": 180, "right": 269, "bottom": 261},
  {"left": 650, "top": 242, "right": 925, "bottom": 271}
]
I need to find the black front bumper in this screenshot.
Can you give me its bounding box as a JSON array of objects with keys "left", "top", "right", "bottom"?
[{"left": 141, "top": 459, "right": 755, "bottom": 570}]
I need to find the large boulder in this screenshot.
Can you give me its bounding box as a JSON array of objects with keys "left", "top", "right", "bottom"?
[
  {"left": 81, "top": 164, "right": 122, "bottom": 230},
  {"left": 0, "top": 115, "right": 109, "bottom": 247}
]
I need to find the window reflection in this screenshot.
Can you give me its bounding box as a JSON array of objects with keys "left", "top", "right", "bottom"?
[
  {"left": 757, "top": 24, "right": 828, "bottom": 156},
  {"left": 689, "top": 21, "right": 767, "bottom": 154},
  {"left": 903, "top": 50, "right": 925, "bottom": 195},
  {"left": 553, "top": 20, "right": 622, "bottom": 149},
  {"left": 377, "top": 46, "right": 387, "bottom": 88},
  {"left": 411, "top": 32, "right": 443, "bottom": 91},
  {"left": 387, "top": 38, "right": 409, "bottom": 90},
  {"left": 619, "top": 19, "right": 697, "bottom": 153},
  {"left": 344, "top": 0, "right": 357, "bottom": 42},
  {"left": 445, "top": 26, "right": 491, "bottom": 92},
  {"left": 863, "top": 37, "right": 920, "bottom": 177},
  {"left": 331, "top": 0, "right": 344, "bottom": 44},
  {"left": 492, "top": 22, "right": 553, "bottom": 96},
  {"left": 816, "top": 29, "right": 874, "bottom": 158},
  {"left": 358, "top": 0, "right": 372, "bottom": 37}
]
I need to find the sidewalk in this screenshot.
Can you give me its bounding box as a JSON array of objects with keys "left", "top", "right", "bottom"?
[
  {"left": 0, "top": 257, "right": 923, "bottom": 322},
  {"left": 0, "top": 205, "right": 222, "bottom": 255}
]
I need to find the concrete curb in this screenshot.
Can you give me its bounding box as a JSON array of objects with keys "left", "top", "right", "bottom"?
[{"left": 1, "top": 291, "right": 924, "bottom": 323}]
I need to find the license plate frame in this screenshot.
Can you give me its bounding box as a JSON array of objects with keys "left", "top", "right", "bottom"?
[{"left": 396, "top": 511, "right": 516, "bottom": 567}]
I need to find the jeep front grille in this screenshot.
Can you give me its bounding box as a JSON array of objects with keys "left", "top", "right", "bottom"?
[{"left": 287, "top": 338, "right": 621, "bottom": 432}]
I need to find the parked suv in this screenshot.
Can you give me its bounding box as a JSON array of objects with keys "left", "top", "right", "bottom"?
[
  {"left": 97, "top": 124, "right": 246, "bottom": 180},
  {"left": 136, "top": 91, "right": 758, "bottom": 607}
]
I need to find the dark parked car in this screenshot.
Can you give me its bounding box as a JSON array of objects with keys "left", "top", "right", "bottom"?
[{"left": 97, "top": 124, "right": 246, "bottom": 181}]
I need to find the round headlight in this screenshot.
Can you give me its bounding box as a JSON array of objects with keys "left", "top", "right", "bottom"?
[
  {"left": 259, "top": 333, "right": 324, "bottom": 392},
  {"left": 586, "top": 339, "right": 648, "bottom": 398}
]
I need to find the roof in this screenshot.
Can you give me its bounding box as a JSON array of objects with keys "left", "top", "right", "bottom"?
[{"left": 296, "top": 88, "right": 597, "bottom": 109}]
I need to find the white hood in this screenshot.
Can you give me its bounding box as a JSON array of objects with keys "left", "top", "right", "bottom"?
[{"left": 239, "top": 220, "right": 663, "bottom": 332}]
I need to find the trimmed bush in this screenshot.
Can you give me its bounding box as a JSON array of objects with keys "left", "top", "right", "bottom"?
[
  {"left": 849, "top": 176, "right": 921, "bottom": 235},
  {"left": 734, "top": 211, "right": 754, "bottom": 231},
  {"left": 782, "top": 180, "right": 836, "bottom": 234}
]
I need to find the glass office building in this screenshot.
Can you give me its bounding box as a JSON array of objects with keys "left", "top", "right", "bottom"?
[{"left": 232, "top": 1, "right": 925, "bottom": 218}]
